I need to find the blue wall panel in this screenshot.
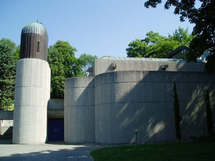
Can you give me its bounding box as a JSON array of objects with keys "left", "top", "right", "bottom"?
[{"left": 47, "top": 119, "right": 64, "bottom": 141}]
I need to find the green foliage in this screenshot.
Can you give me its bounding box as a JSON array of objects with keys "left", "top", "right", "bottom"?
[
  {"left": 0, "top": 38, "right": 18, "bottom": 110},
  {"left": 1, "top": 104, "right": 14, "bottom": 111},
  {"left": 173, "top": 81, "right": 181, "bottom": 140},
  {"left": 169, "top": 28, "right": 194, "bottom": 47},
  {"left": 126, "top": 28, "right": 193, "bottom": 59},
  {"left": 205, "top": 90, "right": 214, "bottom": 136},
  {"left": 14, "top": 46, "right": 20, "bottom": 60},
  {"left": 79, "top": 54, "right": 97, "bottom": 74},
  {"left": 48, "top": 41, "right": 85, "bottom": 98},
  {"left": 127, "top": 39, "right": 147, "bottom": 57},
  {"left": 144, "top": 0, "right": 215, "bottom": 61}
]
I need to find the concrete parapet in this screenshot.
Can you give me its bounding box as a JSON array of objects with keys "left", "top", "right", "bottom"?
[
  {"left": 13, "top": 59, "right": 50, "bottom": 144},
  {"left": 93, "top": 57, "right": 205, "bottom": 76},
  {"left": 48, "top": 99, "right": 64, "bottom": 111}
]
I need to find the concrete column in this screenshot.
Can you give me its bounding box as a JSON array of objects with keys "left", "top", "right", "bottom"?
[{"left": 13, "top": 58, "right": 50, "bottom": 144}]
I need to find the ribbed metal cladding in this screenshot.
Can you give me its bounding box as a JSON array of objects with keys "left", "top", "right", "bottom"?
[{"left": 20, "top": 22, "right": 48, "bottom": 61}]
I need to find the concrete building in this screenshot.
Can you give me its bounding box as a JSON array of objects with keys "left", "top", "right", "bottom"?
[
  {"left": 65, "top": 57, "right": 215, "bottom": 144},
  {"left": 10, "top": 22, "right": 215, "bottom": 145},
  {"left": 12, "top": 22, "right": 50, "bottom": 144}
]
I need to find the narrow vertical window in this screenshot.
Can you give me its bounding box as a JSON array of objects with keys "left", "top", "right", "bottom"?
[{"left": 37, "top": 41, "right": 40, "bottom": 52}]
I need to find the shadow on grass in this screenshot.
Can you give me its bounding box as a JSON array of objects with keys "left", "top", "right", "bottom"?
[{"left": 91, "top": 140, "right": 215, "bottom": 161}]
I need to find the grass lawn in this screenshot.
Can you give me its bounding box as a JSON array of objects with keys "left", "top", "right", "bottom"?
[{"left": 91, "top": 139, "right": 215, "bottom": 161}]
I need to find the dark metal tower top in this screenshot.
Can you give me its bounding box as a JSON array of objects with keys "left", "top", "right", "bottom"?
[
  {"left": 20, "top": 22, "right": 48, "bottom": 61},
  {"left": 22, "top": 22, "right": 47, "bottom": 35}
]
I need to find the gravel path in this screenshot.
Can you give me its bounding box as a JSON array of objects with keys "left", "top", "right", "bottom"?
[{"left": 0, "top": 143, "right": 100, "bottom": 161}]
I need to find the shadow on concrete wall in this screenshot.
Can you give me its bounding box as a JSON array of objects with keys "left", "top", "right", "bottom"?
[
  {"left": 180, "top": 85, "right": 215, "bottom": 139},
  {"left": 111, "top": 71, "right": 175, "bottom": 144},
  {"left": 67, "top": 62, "right": 215, "bottom": 144},
  {"left": 114, "top": 70, "right": 215, "bottom": 144}
]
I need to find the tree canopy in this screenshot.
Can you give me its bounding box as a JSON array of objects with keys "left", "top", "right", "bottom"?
[
  {"left": 48, "top": 41, "right": 84, "bottom": 98},
  {"left": 48, "top": 41, "right": 97, "bottom": 98},
  {"left": 126, "top": 28, "right": 193, "bottom": 59},
  {"left": 144, "top": 0, "right": 215, "bottom": 61},
  {"left": 79, "top": 54, "right": 97, "bottom": 75},
  {"left": 0, "top": 39, "right": 18, "bottom": 110}
]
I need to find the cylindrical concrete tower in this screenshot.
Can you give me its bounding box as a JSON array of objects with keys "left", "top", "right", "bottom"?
[{"left": 13, "top": 22, "right": 50, "bottom": 144}]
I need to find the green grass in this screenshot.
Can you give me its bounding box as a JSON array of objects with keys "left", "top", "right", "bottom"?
[{"left": 91, "top": 140, "right": 215, "bottom": 161}]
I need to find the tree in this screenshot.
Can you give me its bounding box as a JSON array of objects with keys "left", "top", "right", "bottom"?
[
  {"left": 144, "top": 0, "right": 215, "bottom": 61},
  {"left": 79, "top": 54, "right": 97, "bottom": 75},
  {"left": 127, "top": 39, "right": 148, "bottom": 57},
  {"left": 0, "top": 39, "right": 18, "bottom": 110},
  {"left": 169, "top": 28, "right": 194, "bottom": 47},
  {"left": 48, "top": 41, "right": 84, "bottom": 98},
  {"left": 173, "top": 81, "right": 181, "bottom": 140},
  {"left": 126, "top": 28, "right": 193, "bottom": 58}
]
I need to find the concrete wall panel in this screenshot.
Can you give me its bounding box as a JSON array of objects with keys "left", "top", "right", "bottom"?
[
  {"left": 48, "top": 99, "right": 64, "bottom": 110},
  {"left": 95, "top": 104, "right": 112, "bottom": 144},
  {"left": 94, "top": 71, "right": 215, "bottom": 144},
  {"left": 95, "top": 83, "right": 113, "bottom": 105},
  {"left": 110, "top": 102, "right": 176, "bottom": 144},
  {"left": 64, "top": 77, "right": 95, "bottom": 144}
]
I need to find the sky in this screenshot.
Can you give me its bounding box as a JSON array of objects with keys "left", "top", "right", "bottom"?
[{"left": 0, "top": 0, "right": 194, "bottom": 58}]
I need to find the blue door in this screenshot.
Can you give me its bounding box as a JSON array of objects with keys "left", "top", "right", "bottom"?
[{"left": 47, "top": 119, "right": 64, "bottom": 141}]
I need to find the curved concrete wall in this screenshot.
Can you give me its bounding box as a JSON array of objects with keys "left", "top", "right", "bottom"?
[
  {"left": 64, "top": 77, "right": 95, "bottom": 144},
  {"left": 64, "top": 70, "right": 215, "bottom": 144},
  {"left": 13, "top": 59, "right": 50, "bottom": 144},
  {"left": 95, "top": 71, "right": 215, "bottom": 144}
]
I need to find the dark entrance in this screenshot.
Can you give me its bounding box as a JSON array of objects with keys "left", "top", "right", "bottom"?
[{"left": 47, "top": 119, "right": 64, "bottom": 141}]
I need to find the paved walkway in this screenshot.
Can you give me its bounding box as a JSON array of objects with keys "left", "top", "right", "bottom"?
[{"left": 0, "top": 143, "right": 100, "bottom": 161}]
